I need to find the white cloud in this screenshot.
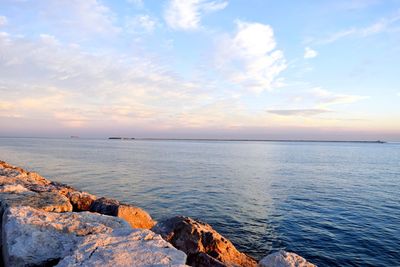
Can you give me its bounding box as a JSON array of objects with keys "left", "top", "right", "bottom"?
[
  {"left": 316, "top": 12, "right": 400, "bottom": 44},
  {"left": 215, "top": 20, "right": 286, "bottom": 93},
  {"left": 39, "top": 34, "right": 60, "bottom": 46},
  {"left": 164, "top": 0, "right": 228, "bottom": 30},
  {"left": 312, "top": 87, "right": 368, "bottom": 107},
  {"left": 126, "top": 15, "right": 157, "bottom": 33},
  {"left": 304, "top": 47, "right": 318, "bottom": 59},
  {"left": 29, "top": 0, "right": 120, "bottom": 38},
  {"left": 0, "top": 16, "right": 7, "bottom": 27},
  {"left": 0, "top": 32, "right": 218, "bottom": 129}
]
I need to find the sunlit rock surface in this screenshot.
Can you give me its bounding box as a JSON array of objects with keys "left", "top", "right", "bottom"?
[
  {"left": 0, "top": 190, "right": 73, "bottom": 213},
  {"left": 152, "top": 216, "right": 257, "bottom": 267},
  {"left": 57, "top": 229, "right": 188, "bottom": 267},
  {"left": 258, "top": 251, "right": 316, "bottom": 267},
  {"left": 90, "top": 197, "right": 156, "bottom": 229},
  {"left": 2, "top": 206, "right": 131, "bottom": 266}
]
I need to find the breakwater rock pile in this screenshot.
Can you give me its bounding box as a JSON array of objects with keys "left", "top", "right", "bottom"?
[{"left": 0, "top": 160, "right": 315, "bottom": 267}]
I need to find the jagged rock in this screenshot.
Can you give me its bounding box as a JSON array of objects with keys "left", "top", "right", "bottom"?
[
  {"left": 0, "top": 161, "right": 51, "bottom": 186},
  {"left": 25, "top": 181, "right": 76, "bottom": 196},
  {"left": 67, "top": 190, "right": 97, "bottom": 211},
  {"left": 56, "top": 229, "right": 188, "bottom": 267},
  {"left": 90, "top": 197, "right": 156, "bottom": 229},
  {"left": 152, "top": 216, "right": 257, "bottom": 267},
  {"left": 0, "top": 190, "right": 73, "bottom": 213},
  {"left": 258, "top": 251, "right": 316, "bottom": 267},
  {"left": 2, "top": 206, "right": 132, "bottom": 267},
  {"left": 0, "top": 161, "right": 26, "bottom": 177},
  {"left": 0, "top": 184, "right": 29, "bottom": 193}
]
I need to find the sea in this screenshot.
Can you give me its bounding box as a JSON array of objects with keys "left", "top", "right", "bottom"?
[{"left": 0, "top": 137, "right": 399, "bottom": 266}]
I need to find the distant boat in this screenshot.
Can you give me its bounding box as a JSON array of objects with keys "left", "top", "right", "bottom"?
[{"left": 70, "top": 136, "right": 79, "bottom": 139}]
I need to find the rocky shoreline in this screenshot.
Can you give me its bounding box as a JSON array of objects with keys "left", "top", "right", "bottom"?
[{"left": 0, "top": 160, "right": 315, "bottom": 267}]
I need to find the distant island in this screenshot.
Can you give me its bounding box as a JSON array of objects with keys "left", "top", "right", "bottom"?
[
  {"left": 108, "top": 137, "right": 136, "bottom": 140},
  {"left": 118, "top": 138, "right": 386, "bottom": 143}
]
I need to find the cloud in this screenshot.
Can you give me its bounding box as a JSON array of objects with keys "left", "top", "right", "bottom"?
[
  {"left": 126, "top": 0, "right": 144, "bottom": 8},
  {"left": 126, "top": 15, "right": 157, "bottom": 33},
  {"left": 0, "top": 16, "right": 7, "bottom": 27},
  {"left": 267, "top": 109, "right": 330, "bottom": 116},
  {"left": 11, "top": 0, "right": 121, "bottom": 38},
  {"left": 316, "top": 11, "right": 400, "bottom": 44},
  {"left": 311, "top": 87, "right": 368, "bottom": 107},
  {"left": 304, "top": 47, "right": 318, "bottom": 59},
  {"left": 0, "top": 32, "right": 220, "bottom": 129},
  {"left": 164, "top": 0, "right": 228, "bottom": 30},
  {"left": 39, "top": 34, "right": 60, "bottom": 46},
  {"left": 215, "top": 20, "right": 286, "bottom": 93}
]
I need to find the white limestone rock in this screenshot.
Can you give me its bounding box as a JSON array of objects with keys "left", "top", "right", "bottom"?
[
  {"left": 2, "top": 206, "right": 131, "bottom": 267},
  {"left": 258, "top": 250, "right": 316, "bottom": 267},
  {"left": 56, "top": 229, "right": 188, "bottom": 267}
]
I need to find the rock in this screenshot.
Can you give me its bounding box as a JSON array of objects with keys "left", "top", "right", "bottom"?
[
  {"left": 2, "top": 206, "right": 132, "bottom": 267},
  {"left": 90, "top": 197, "right": 156, "bottom": 229},
  {"left": 188, "top": 252, "right": 227, "bottom": 267},
  {"left": 0, "top": 184, "right": 29, "bottom": 193},
  {"left": 0, "top": 190, "right": 73, "bottom": 213},
  {"left": 258, "top": 251, "right": 316, "bottom": 267},
  {"left": 25, "top": 181, "right": 76, "bottom": 196},
  {"left": 56, "top": 229, "right": 188, "bottom": 267},
  {"left": 67, "top": 190, "right": 97, "bottom": 211},
  {"left": 152, "top": 216, "right": 257, "bottom": 267},
  {"left": 0, "top": 161, "right": 25, "bottom": 177},
  {"left": 0, "top": 161, "right": 51, "bottom": 186}
]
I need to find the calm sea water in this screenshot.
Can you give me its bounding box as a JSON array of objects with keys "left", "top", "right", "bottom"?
[{"left": 0, "top": 137, "right": 399, "bottom": 266}]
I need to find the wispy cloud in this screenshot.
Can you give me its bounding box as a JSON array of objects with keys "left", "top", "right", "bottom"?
[
  {"left": 304, "top": 47, "right": 318, "bottom": 59},
  {"left": 315, "top": 11, "right": 400, "bottom": 44},
  {"left": 215, "top": 20, "right": 286, "bottom": 93},
  {"left": 311, "top": 88, "right": 368, "bottom": 107},
  {"left": 21, "top": 0, "right": 121, "bottom": 38},
  {"left": 164, "top": 0, "right": 228, "bottom": 30},
  {"left": 267, "top": 108, "right": 330, "bottom": 116},
  {"left": 0, "top": 16, "right": 7, "bottom": 27},
  {"left": 126, "top": 14, "right": 158, "bottom": 33},
  {"left": 0, "top": 32, "right": 217, "bottom": 128}
]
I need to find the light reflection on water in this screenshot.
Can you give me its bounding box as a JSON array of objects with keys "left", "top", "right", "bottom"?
[{"left": 0, "top": 138, "right": 399, "bottom": 266}]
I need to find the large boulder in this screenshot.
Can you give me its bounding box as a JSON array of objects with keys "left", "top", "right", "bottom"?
[
  {"left": 67, "top": 190, "right": 97, "bottom": 211},
  {"left": 0, "top": 161, "right": 51, "bottom": 187},
  {"left": 2, "top": 206, "right": 132, "bottom": 267},
  {"left": 258, "top": 251, "right": 316, "bottom": 267},
  {"left": 0, "top": 190, "right": 73, "bottom": 213},
  {"left": 152, "top": 216, "right": 257, "bottom": 267},
  {"left": 0, "top": 161, "right": 97, "bottom": 212},
  {"left": 56, "top": 229, "right": 188, "bottom": 267},
  {"left": 90, "top": 197, "right": 156, "bottom": 229}
]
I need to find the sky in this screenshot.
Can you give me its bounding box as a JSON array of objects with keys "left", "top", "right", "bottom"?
[{"left": 0, "top": 0, "right": 399, "bottom": 140}]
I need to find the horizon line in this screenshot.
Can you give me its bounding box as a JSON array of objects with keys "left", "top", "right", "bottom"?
[{"left": 0, "top": 136, "right": 392, "bottom": 143}]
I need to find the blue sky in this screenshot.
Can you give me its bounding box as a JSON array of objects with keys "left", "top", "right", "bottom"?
[{"left": 0, "top": 0, "right": 399, "bottom": 140}]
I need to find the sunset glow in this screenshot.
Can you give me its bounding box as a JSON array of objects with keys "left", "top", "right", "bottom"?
[{"left": 1, "top": 0, "right": 399, "bottom": 140}]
